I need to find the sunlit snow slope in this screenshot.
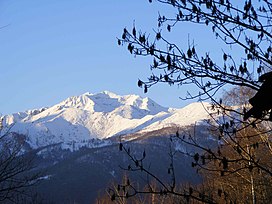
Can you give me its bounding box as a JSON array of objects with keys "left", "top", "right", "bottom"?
[{"left": 1, "top": 91, "right": 211, "bottom": 149}]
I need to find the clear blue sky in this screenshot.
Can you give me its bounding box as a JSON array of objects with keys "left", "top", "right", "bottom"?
[{"left": 0, "top": 0, "right": 228, "bottom": 115}]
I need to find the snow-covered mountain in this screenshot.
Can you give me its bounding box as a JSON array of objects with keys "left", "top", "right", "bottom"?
[{"left": 1, "top": 91, "right": 212, "bottom": 150}]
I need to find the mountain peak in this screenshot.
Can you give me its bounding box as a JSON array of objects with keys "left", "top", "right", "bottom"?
[
  {"left": 63, "top": 91, "right": 168, "bottom": 114},
  {"left": 101, "top": 90, "right": 119, "bottom": 97},
  {"left": 2, "top": 91, "right": 212, "bottom": 150}
]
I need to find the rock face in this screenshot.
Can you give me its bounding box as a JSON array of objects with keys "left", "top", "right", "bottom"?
[{"left": 1, "top": 91, "right": 211, "bottom": 150}]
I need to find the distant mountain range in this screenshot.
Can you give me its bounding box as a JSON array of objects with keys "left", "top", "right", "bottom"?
[
  {"left": 1, "top": 91, "right": 212, "bottom": 151},
  {"left": 0, "top": 91, "right": 217, "bottom": 203}
]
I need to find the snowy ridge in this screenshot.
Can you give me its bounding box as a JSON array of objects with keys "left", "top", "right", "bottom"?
[
  {"left": 1, "top": 91, "right": 212, "bottom": 150},
  {"left": 140, "top": 102, "right": 212, "bottom": 132}
]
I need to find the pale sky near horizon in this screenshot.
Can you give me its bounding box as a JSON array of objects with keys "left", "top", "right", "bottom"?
[{"left": 0, "top": 0, "right": 230, "bottom": 115}]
